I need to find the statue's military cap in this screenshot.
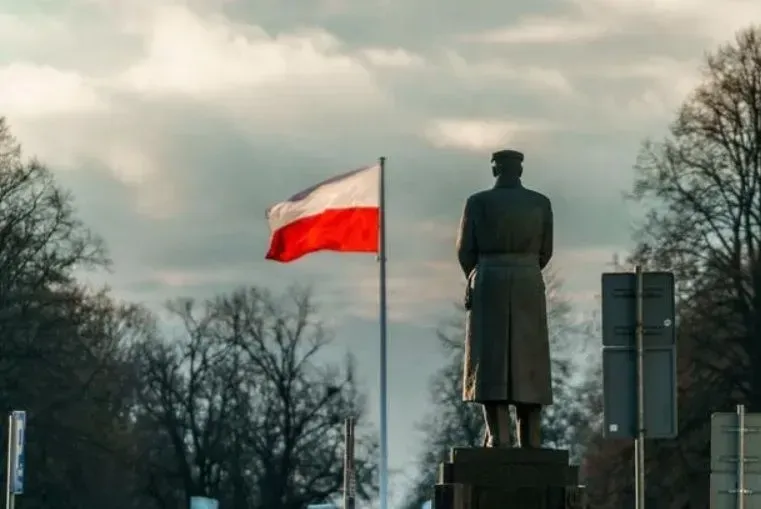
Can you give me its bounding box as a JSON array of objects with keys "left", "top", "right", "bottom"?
[{"left": 491, "top": 149, "right": 524, "bottom": 163}]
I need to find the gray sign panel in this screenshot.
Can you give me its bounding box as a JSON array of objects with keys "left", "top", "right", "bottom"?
[
  {"left": 602, "top": 347, "right": 677, "bottom": 439},
  {"left": 711, "top": 413, "right": 761, "bottom": 473},
  {"left": 711, "top": 472, "right": 761, "bottom": 509},
  {"left": 601, "top": 272, "right": 676, "bottom": 348}
]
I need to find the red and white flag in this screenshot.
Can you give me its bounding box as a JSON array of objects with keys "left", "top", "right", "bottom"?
[{"left": 265, "top": 164, "right": 381, "bottom": 262}]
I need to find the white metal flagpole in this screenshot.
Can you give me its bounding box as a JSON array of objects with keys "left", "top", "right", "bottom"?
[{"left": 377, "top": 156, "right": 389, "bottom": 509}]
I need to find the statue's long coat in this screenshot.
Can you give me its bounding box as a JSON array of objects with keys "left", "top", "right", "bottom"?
[{"left": 456, "top": 179, "right": 554, "bottom": 405}]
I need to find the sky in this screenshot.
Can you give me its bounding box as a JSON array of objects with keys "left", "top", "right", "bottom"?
[{"left": 2, "top": 0, "right": 761, "bottom": 505}]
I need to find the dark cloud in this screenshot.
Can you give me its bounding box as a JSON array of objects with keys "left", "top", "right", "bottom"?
[{"left": 221, "top": 0, "right": 570, "bottom": 50}]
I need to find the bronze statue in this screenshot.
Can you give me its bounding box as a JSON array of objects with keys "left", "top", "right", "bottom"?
[{"left": 456, "top": 149, "right": 553, "bottom": 448}]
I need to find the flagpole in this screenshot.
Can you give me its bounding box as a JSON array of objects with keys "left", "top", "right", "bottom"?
[{"left": 378, "top": 156, "right": 389, "bottom": 509}]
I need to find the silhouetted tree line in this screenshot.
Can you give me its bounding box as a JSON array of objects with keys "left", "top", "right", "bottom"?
[
  {"left": 0, "top": 118, "right": 377, "bottom": 509},
  {"left": 404, "top": 24, "right": 761, "bottom": 509}
]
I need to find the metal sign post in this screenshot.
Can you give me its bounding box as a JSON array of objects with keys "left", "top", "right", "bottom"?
[
  {"left": 5, "top": 411, "right": 25, "bottom": 509},
  {"left": 634, "top": 266, "right": 646, "bottom": 509},
  {"left": 343, "top": 417, "right": 356, "bottom": 509},
  {"left": 738, "top": 405, "right": 747, "bottom": 509}
]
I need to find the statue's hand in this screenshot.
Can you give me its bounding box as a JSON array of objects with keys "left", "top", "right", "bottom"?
[{"left": 464, "top": 270, "right": 475, "bottom": 310}]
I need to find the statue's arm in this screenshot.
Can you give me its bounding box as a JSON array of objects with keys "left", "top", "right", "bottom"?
[
  {"left": 539, "top": 200, "right": 553, "bottom": 270},
  {"left": 456, "top": 197, "right": 478, "bottom": 277}
]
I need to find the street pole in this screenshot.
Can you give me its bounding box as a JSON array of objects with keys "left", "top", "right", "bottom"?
[
  {"left": 635, "top": 265, "right": 646, "bottom": 509},
  {"left": 5, "top": 414, "right": 14, "bottom": 509},
  {"left": 343, "top": 417, "right": 356, "bottom": 509},
  {"left": 737, "top": 404, "right": 746, "bottom": 509}
]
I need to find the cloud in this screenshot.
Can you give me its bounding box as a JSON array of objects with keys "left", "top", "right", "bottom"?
[
  {"left": 119, "top": 6, "right": 372, "bottom": 97},
  {"left": 569, "top": 56, "right": 701, "bottom": 126},
  {"left": 6, "top": 110, "right": 188, "bottom": 219},
  {"left": 568, "top": 0, "right": 761, "bottom": 41},
  {"left": 423, "top": 118, "right": 555, "bottom": 152},
  {"left": 556, "top": 0, "right": 761, "bottom": 47},
  {"left": 148, "top": 266, "right": 258, "bottom": 289},
  {"left": 359, "top": 48, "right": 425, "bottom": 68},
  {"left": 112, "top": 4, "right": 392, "bottom": 138},
  {"left": 462, "top": 16, "right": 610, "bottom": 44},
  {"left": 442, "top": 51, "right": 575, "bottom": 96},
  {"left": 0, "top": 64, "right": 105, "bottom": 118},
  {"left": 0, "top": 12, "right": 68, "bottom": 48}
]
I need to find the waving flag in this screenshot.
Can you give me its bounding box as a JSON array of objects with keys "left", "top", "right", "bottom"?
[{"left": 265, "top": 164, "right": 380, "bottom": 262}]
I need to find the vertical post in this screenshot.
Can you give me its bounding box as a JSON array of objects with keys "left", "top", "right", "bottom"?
[
  {"left": 5, "top": 414, "right": 14, "bottom": 509},
  {"left": 378, "top": 156, "right": 389, "bottom": 509},
  {"left": 634, "top": 265, "right": 646, "bottom": 509},
  {"left": 343, "top": 417, "right": 356, "bottom": 509},
  {"left": 738, "top": 404, "right": 746, "bottom": 509}
]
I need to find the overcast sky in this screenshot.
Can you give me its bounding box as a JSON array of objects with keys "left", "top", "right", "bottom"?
[{"left": 2, "top": 0, "right": 760, "bottom": 505}]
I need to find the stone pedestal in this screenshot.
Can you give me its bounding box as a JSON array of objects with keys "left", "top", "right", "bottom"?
[{"left": 433, "top": 448, "right": 586, "bottom": 509}]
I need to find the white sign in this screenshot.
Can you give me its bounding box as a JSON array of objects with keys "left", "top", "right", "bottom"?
[
  {"left": 9, "top": 411, "right": 26, "bottom": 495},
  {"left": 189, "top": 496, "right": 218, "bottom": 509}
]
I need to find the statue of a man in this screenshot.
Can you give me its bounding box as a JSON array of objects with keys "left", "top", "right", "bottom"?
[{"left": 455, "top": 149, "right": 553, "bottom": 448}]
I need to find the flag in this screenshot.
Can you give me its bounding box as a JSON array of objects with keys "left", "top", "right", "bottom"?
[{"left": 265, "top": 164, "right": 380, "bottom": 262}]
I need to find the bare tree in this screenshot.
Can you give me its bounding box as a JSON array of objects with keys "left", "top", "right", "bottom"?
[
  {"left": 134, "top": 286, "right": 378, "bottom": 509},
  {"left": 629, "top": 26, "right": 761, "bottom": 396},
  {"left": 0, "top": 117, "right": 106, "bottom": 375}
]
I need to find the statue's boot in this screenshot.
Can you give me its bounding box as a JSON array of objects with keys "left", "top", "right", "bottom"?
[
  {"left": 516, "top": 404, "right": 542, "bottom": 448},
  {"left": 482, "top": 404, "right": 498, "bottom": 447},
  {"left": 482, "top": 403, "right": 512, "bottom": 447}
]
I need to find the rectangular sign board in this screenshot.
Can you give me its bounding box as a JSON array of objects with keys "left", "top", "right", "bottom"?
[
  {"left": 602, "top": 347, "right": 677, "bottom": 439},
  {"left": 602, "top": 272, "right": 676, "bottom": 348},
  {"left": 711, "top": 472, "right": 761, "bottom": 509},
  {"left": 189, "top": 497, "right": 219, "bottom": 509},
  {"left": 9, "top": 410, "right": 26, "bottom": 495},
  {"left": 711, "top": 412, "right": 761, "bottom": 473}
]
